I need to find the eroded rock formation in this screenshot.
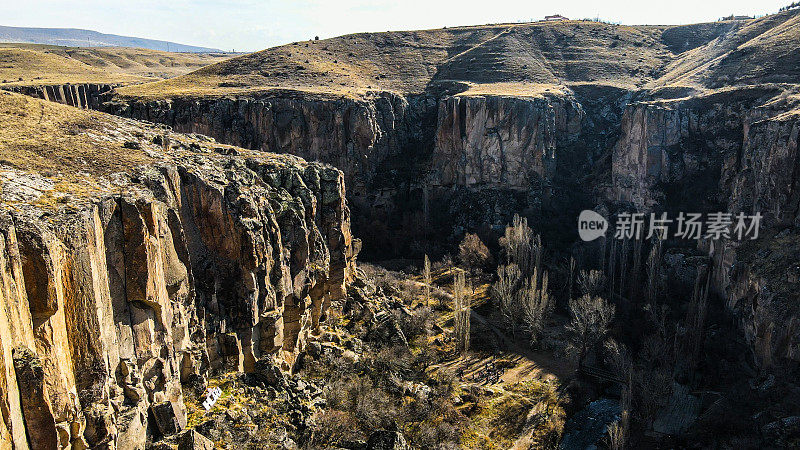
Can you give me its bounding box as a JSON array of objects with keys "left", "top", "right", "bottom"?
[
  {"left": 0, "top": 117, "right": 356, "bottom": 448},
  {"left": 4, "top": 84, "right": 117, "bottom": 109},
  {"left": 611, "top": 86, "right": 800, "bottom": 366}
]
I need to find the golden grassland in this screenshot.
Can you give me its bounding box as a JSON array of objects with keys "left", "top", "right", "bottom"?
[
  {"left": 455, "top": 82, "right": 570, "bottom": 99},
  {"left": 116, "top": 19, "right": 674, "bottom": 99},
  {"left": 115, "top": 9, "right": 800, "bottom": 102},
  {"left": 0, "top": 91, "right": 153, "bottom": 175},
  {"left": 651, "top": 10, "right": 800, "bottom": 89},
  {"left": 0, "top": 44, "right": 232, "bottom": 86}
]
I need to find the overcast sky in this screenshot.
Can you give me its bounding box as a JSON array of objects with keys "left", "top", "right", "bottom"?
[{"left": 5, "top": 0, "right": 792, "bottom": 52}]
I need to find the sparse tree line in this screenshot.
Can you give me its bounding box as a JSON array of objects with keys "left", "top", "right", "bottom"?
[{"left": 418, "top": 209, "right": 728, "bottom": 448}]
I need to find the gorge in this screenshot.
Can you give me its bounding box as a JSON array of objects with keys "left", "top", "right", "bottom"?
[{"left": 1, "top": 7, "right": 800, "bottom": 449}]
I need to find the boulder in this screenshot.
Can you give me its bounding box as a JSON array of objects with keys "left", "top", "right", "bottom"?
[
  {"left": 150, "top": 401, "right": 185, "bottom": 437},
  {"left": 177, "top": 429, "right": 215, "bottom": 450},
  {"left": 253, "top": 356, "right": 288, "bottom": 389}
]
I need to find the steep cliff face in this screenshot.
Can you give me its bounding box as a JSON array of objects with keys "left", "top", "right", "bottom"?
[
  {"left": 429, "top": 92, "right": 583, "bottom": 190},
  {"left": 0, "top": 93, "right": 356, "bottom": 449},
  {"left": 3, "top": 84, "right": 117, "bottom": 109},
  {"left": 716, "top": 109, "right": 800, "bottom": 367},
  {"left": 103, "top": 87, "right": 595, "bottom": 255},
  {"left": 611, "top": 86, "right": 800, "bottom": 365},
  {"left": 101, "top": 92, "right": 420, "bottom": 194},
  {"left": 613, "top": 88, "right": 778, "bottom": 210}
]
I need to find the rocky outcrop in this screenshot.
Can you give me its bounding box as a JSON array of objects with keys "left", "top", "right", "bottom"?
[
  {"left": 2, "top": 83, "right": 117, "bottom": 109},
  {"left": 0, "top": 135, "right": 356, "bottom": 448},
  {"left": 718, "top": 109, "right": 800, "bottom": 367},
  {"left": 429, "top": 93, "right": 582, "bottom": 190},
  {"left": 101, "top": 91, "right": 424, "bottom": 194},
  {"left": 611, "top": 86, "right": 800, "bottom": 366}
]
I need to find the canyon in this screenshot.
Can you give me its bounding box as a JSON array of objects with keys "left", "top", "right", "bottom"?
[
  {"left": 1, "top": 6, "right": 799, "bottom": 449},
  {"left": 100, "top": 12, "right": 800, "bottom": 368}
]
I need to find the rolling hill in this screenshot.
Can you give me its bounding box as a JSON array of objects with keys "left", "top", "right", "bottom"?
[{"left": 0, "top": 25, "right": 220, "bottom": 52}]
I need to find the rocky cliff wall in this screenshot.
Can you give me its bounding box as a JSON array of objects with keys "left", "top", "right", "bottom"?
[
  {"left": 611, "top": 86, "right": 800, "bottom": 365},
  {"left": 101, "top": 92, "right": 420, "bottom": 194},
  {"left": 429, "top": 93, "right": 583, "bottom": 190},
  {"left": 86, "top": 84, "right": 800, "bottom": 367},
  {"left": 2, "top": 84, "right": 118, "bottom": 109},
  {"left": 0, "top": 138, "right": 356, "bottom": 448},
  {"left": 102, "top": 88, "right": 593, "bottom": 255}
]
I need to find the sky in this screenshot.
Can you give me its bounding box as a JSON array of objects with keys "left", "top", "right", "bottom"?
[{"left": 5, "top": 0, "right": 793, "bottom": 52}]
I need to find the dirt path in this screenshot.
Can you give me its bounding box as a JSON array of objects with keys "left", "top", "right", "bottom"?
[
  {"left": 415, "top": 267, "right": 573, "bottom": 386},
  {"left": 436, "top": 308, "right": 571, "bottom": 386}
]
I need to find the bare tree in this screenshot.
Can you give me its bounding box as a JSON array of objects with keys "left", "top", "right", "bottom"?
[
  {"left": 610, "top": 372, "right": 632, "bottom": 449},
  {"left": 520, "top": 267, "right": 553, "bottom": 346},
  {"left": 423, "top": 254, "right": 432, "bottom": 306},
  {"left": 499, "top": 214, "right": 541, "bottom": 278},
  {"left": 453, "top": 269, "right": 470, "bottom": 352},
  {"left": 604, "top": 339, "right": 631, "bottom": 450},
  {"left": 578, "top": 269, "right": 606, "bottom": 297},
  {"left": 566, "top": 295, "right": 615, "bottom": 365},
  {"left": 493, "top": 264, "right": 522, "bottom": 338},
  {"left": 568, "top": 256, "right": 576, "bottom": 300},
  {"left": 458, "top": 233, "right": 491, "bottom": 275},
  {"left": 681, "top": 266, "right": 710, "bottom": 373},
  {"left": 459, "top": 233, "right": 491, "bottom": 294}
]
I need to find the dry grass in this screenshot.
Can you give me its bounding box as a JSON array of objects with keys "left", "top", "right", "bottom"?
[
  {"left": 653, "top": 10, "right": 800, "bottom": 89},
  {"left": 0, "top": 47, "right": 145, "bottom": 85},
  {"left": 0, "top": 91, "right": 305, "bottom": 209},
  {"left": 115, "top": 10, "right": 800, "bottom": 101},
  {"left": 459, "top": 378, "right": 565, "bottom": 449},
  {"left": 0, "top": 44, "right": 232, "bottom": 86},
  {"left": 456, "top": 82, "right": 569, "bottom": 98},
  {"left": 0, "top": 91, "right": 153, "bottom": 176},
  {"left": 117, "top": 20, "right": 675, "bottom": 99}
]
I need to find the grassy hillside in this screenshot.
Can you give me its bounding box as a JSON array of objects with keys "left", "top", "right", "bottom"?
[
  {"left": 0, "top": 90, "right": 153, "bottom": 176},
  {"left": 654, "top": 10, "right": 800, "bottom": 88},
  {"left": 0, "top": 44, "right": 232, "bottom": 86},
  {"left": 0, "top": 25, "right": 220, "bottom": 52},
  {"left": 118, "top": 20, "right": 673, "bottom": 98},
  {"left": 117, "top": 10, "right": 800, "bottom": 100}
]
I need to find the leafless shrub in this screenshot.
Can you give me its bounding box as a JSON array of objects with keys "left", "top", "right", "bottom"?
[
  {"left": 310, "top": 409, "right": 361, "bottom": 447},
  {"left": 324, "top": 375, "right": 399, "bottom": 432},
  {"left": 577, "top": 269, "right": 606, "bottom": 296},
  {"left": 607, "top": 420, "right": 625, "bottom": 450},
  {"left": 433, "top": 254, "right": 454, "bottom": 271},
  {"left": 396, "top": 306, "right": 434, "bottom": 343},
  {"left": 566, "top": 295, "right": 615, "bottom": 365},
  {"left": 453, "top": 269, "right": 470, "bottom": 353},
  {"left": 632, "top": 366, "right": 672, "bottom": 426}
]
